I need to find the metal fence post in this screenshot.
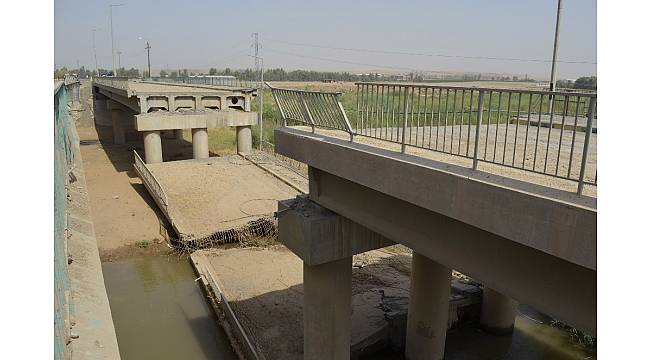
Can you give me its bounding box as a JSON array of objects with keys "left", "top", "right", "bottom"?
[
  {"left": 577, "top": 96, "right": 596, "bottom": 195},
  {"left": 300, "top": 93, "right": 316, "bottom": 133},
  {"left": 335, "top": 93, "right": 355, "bottom": 142},
  {"left": 401, "top": 86, "right": 410, "bottom": 154},
  {"left": 472, "top": 90, "right": 485, "bottom": 170}
]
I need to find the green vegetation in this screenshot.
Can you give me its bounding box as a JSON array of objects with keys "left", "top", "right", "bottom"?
[
  {"left": 249, "top": 83, "right": 594, "bottom": 148},
  {"left": 135, "top": 240, "right": 149, "bottom": 249},
  {"left": 557, "top": 76, "right": 597, "bottom": 91}
]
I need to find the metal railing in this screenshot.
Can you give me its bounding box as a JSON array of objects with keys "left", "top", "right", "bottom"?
[
  {"left": 150, "top": 76, "right": 257, "bottom": 88},
  {"left": 268, "top": 81, "right": 597, "bottom": 195},
  {"left": 353, "top": 82, "right": 597, "bottom": 194},
  {"left": 133, "top": 151, "right": 169, "bottom": 207},
  {"left": 266, "top": 82, "right": 354, "bottom": 141}
]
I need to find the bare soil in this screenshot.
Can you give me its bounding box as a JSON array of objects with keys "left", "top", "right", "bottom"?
[{"left": 75, "top": 80, "right": 180, "bottom": 260}]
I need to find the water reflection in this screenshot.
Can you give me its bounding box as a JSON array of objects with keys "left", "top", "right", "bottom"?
[{"left": 103, "top": 256, "right": 237, "bottom": 360}]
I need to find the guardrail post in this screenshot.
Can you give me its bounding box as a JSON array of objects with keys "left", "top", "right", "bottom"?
[
  {"left": 577, "top": 96, "right": 596, "bottom": 195},
  {"left": 472, "top": 91, "right": 485, "bottom": 170},
  {"left": 300, "top": 93, "right": 316, "bottom": 133},
  {"left": 401, "top": 87, "right": 410, "bottom": 154},
  {"left": 335, "top": 93, "right": 355, "bottom": 142}
]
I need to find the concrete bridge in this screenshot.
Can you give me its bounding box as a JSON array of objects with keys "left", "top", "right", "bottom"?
[
  {"left": 92, "top": 78, "right": 258, "bottom": 163},
  {"left": 269, "top": 84, "right": 596, "bottom": 360}
]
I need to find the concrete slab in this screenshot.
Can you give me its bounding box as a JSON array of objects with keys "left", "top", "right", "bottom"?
[
  {"left": 191, "top": 245, "right": 482, "bottom": 360},
  {"left": 144, "top": 155, "right": 300, "bottom": 239}
]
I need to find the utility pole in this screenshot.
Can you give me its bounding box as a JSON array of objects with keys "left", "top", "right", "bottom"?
[
  {"left": 548, "top": 0, "right": 563, "bottom": 113},
  {"left": 92, "top": 28, "right": 99, "bottom": 77},
  {"left": 116, "top": 51, "right": 122, "bottom": 68},
  {"left": 145, "top": 42, "right": 152, "bottom": 79},
  {"left": 109, "top": 4, "right": 124, "bottom": 77},
  {"left": 252, "top": 32, "right": 264, "bottom": 150}
]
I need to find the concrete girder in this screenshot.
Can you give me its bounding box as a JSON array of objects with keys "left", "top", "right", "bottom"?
[
  {"left": 134, "top": 111, "right": 258, "bottom": 131},
  {"left": 304, "top": 166, "right": 596, "bottom": 335}
]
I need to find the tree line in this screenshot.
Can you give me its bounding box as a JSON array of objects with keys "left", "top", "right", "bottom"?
[{"left": 556, "top": 76, "right": 597, "bottom": 90}]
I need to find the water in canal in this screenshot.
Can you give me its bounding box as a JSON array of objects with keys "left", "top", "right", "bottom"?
[
  {"left": 104, "top": 255, "right": 595, "bottom": 360},
  {"left": 102, "top": 255, "right": 237, "bottom": 360}
]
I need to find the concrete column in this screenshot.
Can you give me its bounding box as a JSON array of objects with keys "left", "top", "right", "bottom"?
[
  {"left": 110, "top": 107, "right": 126, "bottom": 145},
  {"left": 192, "top": 128, "right": 209, "bottom": 159},
  {"left": 143, "top": 131, "right": 163, "bottom": 164},
  {"left": 303, "top": 256, "right": 352, "bottom": 360},
  {"left": 480, "top": 288, "right": 519, "bottom": 335},
  {"left": 173, "top": 129, "right": 184, "bottom": 140},
  {"left": 236, "top": 125, "right": 252, "bottom": 154},
  {"left": 405, "top": 252, "right": 452, "bottom": 360}
]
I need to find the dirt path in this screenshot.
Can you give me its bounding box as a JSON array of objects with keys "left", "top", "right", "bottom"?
[{"left": 75, "top": 80, "right": 173, "bottom": 260}]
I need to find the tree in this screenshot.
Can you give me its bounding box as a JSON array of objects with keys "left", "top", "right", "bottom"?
[
  {"left": 574, "top": 76, "right": 597, "bottom": 90},
  {"left": 209, "top": 68, "right": 217, "bottom": 75},
  {"left": 159, "top": 69, "right": 168, "bottom": 77}
]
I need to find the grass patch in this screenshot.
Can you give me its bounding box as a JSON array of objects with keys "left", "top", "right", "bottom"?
[{"left": 135, "top": 240, "right": 149, "bottom": 249}]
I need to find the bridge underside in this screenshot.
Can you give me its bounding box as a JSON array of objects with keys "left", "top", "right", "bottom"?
[{"left": 274, "top": 127, "right": 596, "bottom": 335}]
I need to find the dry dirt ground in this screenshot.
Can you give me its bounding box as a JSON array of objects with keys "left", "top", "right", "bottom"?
[
  {"left": 192, "top": 245, "right": 481, "bottom": 359},
  {"left": 74, "top": 80, "right": 182, "bottom": 261}
]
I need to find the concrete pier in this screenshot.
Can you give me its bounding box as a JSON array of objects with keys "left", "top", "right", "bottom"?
[
  {"left": 303, "top": 257, "right": 352, "bottom": 360},
  {"left": 110, "top": 105, "right": 126, "bottom": 145},
  {"left": 480, "top": 287, "right": 519, "bottom": 335},
  {"left": 143, "top": 131, "right": 162, "bottom": 164},
  {"left": 236, "top": 125, "right": 252, "bottom": 154},
  {"left": 405, "top": 252, "right": 452, "bottom": 360},
  {"left": 192, "top": 128, "right": 209, "bottom": 159}
]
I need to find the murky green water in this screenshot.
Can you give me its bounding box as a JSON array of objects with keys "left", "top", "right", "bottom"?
[
  {"left": 104, "top": 256, "right": 594, "bottom": 360},
  {"left": 102, "top": 256, "right": 237, "bottom": 360}
]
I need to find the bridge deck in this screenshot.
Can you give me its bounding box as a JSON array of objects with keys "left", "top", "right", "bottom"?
[
  {"left": 94, "top": 78, "right": 255, "bottom": 97},
  {"left": 145, "top": 155, "right": 300, "bottom": 239},
  {"left": 292, "top": 125, "right": 596, "bottom": 202}
]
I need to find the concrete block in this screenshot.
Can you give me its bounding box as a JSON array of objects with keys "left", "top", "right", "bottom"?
[{"left": 278, "top": 196, "right": 394, "bottom": 266}]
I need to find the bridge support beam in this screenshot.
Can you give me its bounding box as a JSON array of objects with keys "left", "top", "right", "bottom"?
[
  {"left": 192, "top": 128, "right": 209, "bottom": 159},
  {"left": 480, "top": 287, "right": 519, "bottom": 335},
  {"left": 143, "top": 130, "right": 162, "bottom": 164},
  {"left": 110, "top": 102, "right": 126, "bottom": 145},
  {"left": 405, "top": 252, "right": 452, "bottom": 360},
  {"left": 303, "top": 257, "right": 352, "bottom": 360},
  {"left": 236, "top": 125, "right": 252, "bottom": 154}
]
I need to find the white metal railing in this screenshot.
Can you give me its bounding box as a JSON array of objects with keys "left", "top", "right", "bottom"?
[
  {"left": 266, "top": 82, "right": 354, "bottom": 141},
  {"left": 268, "top": 82, "right": 597, "bottom": 195}
]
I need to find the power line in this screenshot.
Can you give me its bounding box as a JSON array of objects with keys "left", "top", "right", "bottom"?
[
  {"left": 265, "top": 48, "right": 422, "bottom": 72},
  {"left": 265, "top": 37, "right": 596, "bottom": 65}
]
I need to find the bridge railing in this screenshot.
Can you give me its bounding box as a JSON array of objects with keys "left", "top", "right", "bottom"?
[
  {"left": 133, "top": 150, "right": 168, "bottom": 207},
  {"left": 268, "top": 82, "right": 597, "bottom": 195},
  {"left": 266, "top": 82, "right": 354, "bottom": 141},
  {"left": 354, "top": 82, "right": 597, "bottom": 194},
  {"left": 151, "top": 76, "right": 257, "bottom": 88}
]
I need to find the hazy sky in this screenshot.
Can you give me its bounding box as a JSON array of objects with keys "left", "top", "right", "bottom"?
[{"left": 54, "top": 0, "right": 596, "bottom": 79}]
